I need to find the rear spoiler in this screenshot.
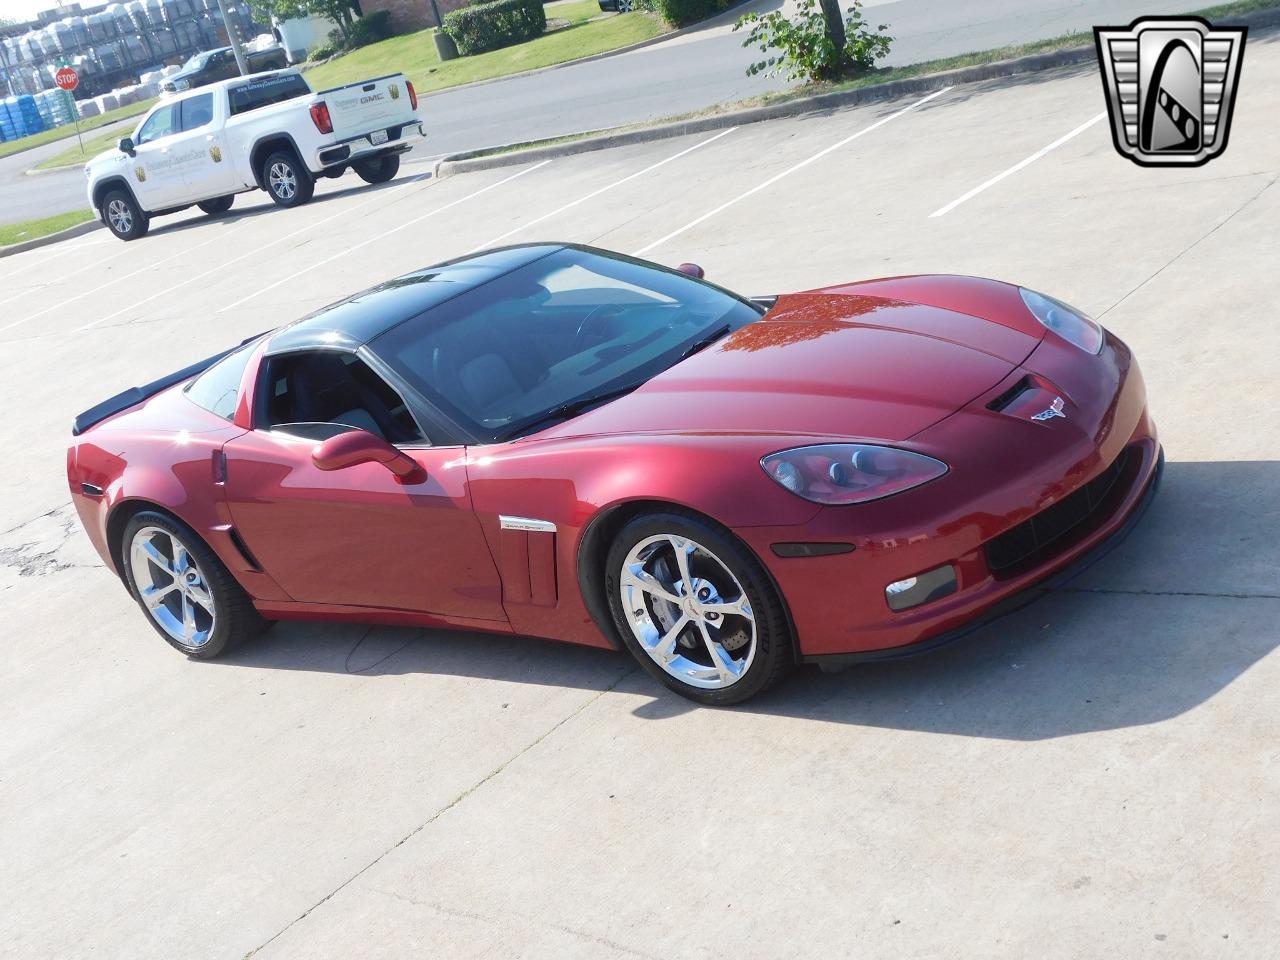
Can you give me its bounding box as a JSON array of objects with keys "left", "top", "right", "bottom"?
[{"left": 71, "top": 333, "right": 265, "bottom": 437}]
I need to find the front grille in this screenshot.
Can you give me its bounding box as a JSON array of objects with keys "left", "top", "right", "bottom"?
[{"left": 984, "top": 447, "right": 1132, "bottom": 575}]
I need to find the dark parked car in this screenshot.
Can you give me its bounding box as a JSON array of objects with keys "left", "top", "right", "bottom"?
[
  {"left": 159, "top": 46, "right": 288, "bottom": 95},
  {"left": 598, "top": 0, "right": 635, "bottom": 10}
]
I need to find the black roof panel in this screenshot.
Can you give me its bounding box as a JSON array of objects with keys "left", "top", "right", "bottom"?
[{"left": 265, "top": 244, "right": 563, "bottom": 355}]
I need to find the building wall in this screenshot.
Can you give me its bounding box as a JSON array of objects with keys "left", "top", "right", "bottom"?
[{"left": 360, "top": 0, "right": 472, "bottom": 32}]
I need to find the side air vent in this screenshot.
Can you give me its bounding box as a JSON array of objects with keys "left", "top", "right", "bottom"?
[{"left": 987, "top": 375, "right": 1033, "bottom": 412}]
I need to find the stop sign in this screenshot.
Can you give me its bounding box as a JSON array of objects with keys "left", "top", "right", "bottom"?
[{"left": 55, "top": 67, "right": 79, "bottom": 91}]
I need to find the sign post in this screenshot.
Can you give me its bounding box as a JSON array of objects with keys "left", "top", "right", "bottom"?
[{"left": 54, "top": 66, "right": 83, "bottom": 155}]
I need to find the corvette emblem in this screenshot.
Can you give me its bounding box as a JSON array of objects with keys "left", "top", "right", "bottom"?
[
  {"left": 1095, "top": 16, "right": 1246, "bottom": 167},
  {"left": 1031, "top": 397, "right": 1067, "bottom": 422}
]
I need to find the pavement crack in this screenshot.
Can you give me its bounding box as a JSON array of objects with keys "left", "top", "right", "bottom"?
[
  {"left": 1099, "top": 173, "right": 1279, "bottom": 319},
  {"left": 369, "top": 888, "right": 663, "bottom": 959},
  {"left": 0, "top": 502, "right": 86, "bottom": 577},
  {"left": 1062, "top": 587, "right": 1280, "bottom": 600},
  {"left": 242, "top": 664, "right": 638, "bottom": 959}
]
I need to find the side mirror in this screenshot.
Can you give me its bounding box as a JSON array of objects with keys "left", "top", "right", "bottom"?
[
  {"left": 312, "top": 429, "right": 424, "bottom": 483},
  {"left": 676, "top": 262, "right": 705, "bottom": 279},
  {"left": 118, "top": 136, "right": 136, "bottom": 156}
]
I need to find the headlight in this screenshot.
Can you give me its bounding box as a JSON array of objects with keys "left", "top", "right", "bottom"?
[
  {"left": 761, "top": 444, "right": 948, "bottom": 505},
  {"left": 1019, "top": 287, "right": 1104, "bottom": 355}
]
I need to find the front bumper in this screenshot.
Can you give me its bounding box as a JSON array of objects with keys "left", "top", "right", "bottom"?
[{"left": 736, "top": 329, "right": 1161, "bottom": 659}]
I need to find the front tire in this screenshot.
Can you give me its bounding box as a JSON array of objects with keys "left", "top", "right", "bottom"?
[
  {"left": 605, "top": 510, "right": 793, "bottom": 705},
  {"left": 100, "top": 188, "right": 150, "bottom": 241},
  {"left": 197, "top": 195, "right": 234, "bottom": 215},
  {"left": 120, "top": 511, "right": 266, "bottom": 659},
  {"left": 353, "top": 153, "right": 400, "bottom": 184},
  {"left": 262, "top": 149, "right": 314, "bottom": 208}
]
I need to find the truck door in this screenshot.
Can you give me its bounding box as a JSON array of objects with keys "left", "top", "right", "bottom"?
[
  {"left": 170, "top": 91, "right": 241, "bottom": 200},
  {"left": 130, "top": 102, "right": 189, "bottom": 209}
]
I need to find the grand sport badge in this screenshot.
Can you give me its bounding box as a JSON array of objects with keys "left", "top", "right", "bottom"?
[{"left": 1094, "top": 16, "right": 1246, "bottom": 166}]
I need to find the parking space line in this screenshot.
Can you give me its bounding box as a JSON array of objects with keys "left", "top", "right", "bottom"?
[
  {"left": 0, "top": 244, "right": 138, "bottom": 309},
  {"left": 217, "top": 160, "right": 553, "bottom": 314},
  {"left": 467, "top": 129, "right": 737, "bottom": 254},
  {"left": 0, "top": 224, "right": 249, "bottom": 335},
  {"left": 634, "top": 87, "right": 952, "bottom": 256},
  {"left": 928, "top": 111, "right": 1107, "bottom": 218},
  {"left": 72, "top": 173, "right": 437, "bottom": 335}
]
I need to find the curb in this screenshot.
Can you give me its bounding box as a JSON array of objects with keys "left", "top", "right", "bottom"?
[
  {"left": 436, "top": 4, "right": 1280, "bottom": 177},
  {"left": 0, "top": 219, "right": 102, "bottom": 259}
]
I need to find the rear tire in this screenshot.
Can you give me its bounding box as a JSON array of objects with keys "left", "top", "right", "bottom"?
[
  {"left": 120, "top": 510, "right": 267, "bottom": 659},
  {"left": 262, "top": 149, "right": 314, "bottom": 208},
  {"left": 100, "top": 188, "right": 150, "bottom": 241},
  {"left": 353, "top": 153, "right": 400, "bottom": 184},
  {"left": 605, "top": 510, "right": 793, "bottom": 705},
  {"left": 197, "top": 195, "right": 235, "bottom": 215}
]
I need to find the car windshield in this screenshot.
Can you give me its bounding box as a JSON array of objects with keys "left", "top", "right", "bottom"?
[{"left": 370, "top": 248, "right": 762, "bottom": 442}]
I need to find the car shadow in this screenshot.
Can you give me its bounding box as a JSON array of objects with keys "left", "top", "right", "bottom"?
[{"left": 210, "top": 458, "right": 1279, "bottom": 739}]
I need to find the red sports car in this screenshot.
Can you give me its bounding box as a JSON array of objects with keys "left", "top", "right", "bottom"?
[{"left": 68, "top": 244, "right": 1161, "bottom": 704}]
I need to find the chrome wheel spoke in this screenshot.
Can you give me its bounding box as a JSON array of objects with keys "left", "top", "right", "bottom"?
[
  {"left": 180, "top": 593, "right": 196, "bottom": 640},
  {"left": 700, "top": 596, "right": 751, "bottom": 618},
  {"left": 647, "top": 614, "right": 689, "bottom": 663},
  {"left": 141, "top": 582, "right": 178, "bottom": 609},
  {"left": 140, "top": 539, "right": 175, "bottom": 576},
  {"left": 668, "top": 535, "right": 697, "bottom": 594},
  {"left": 623, "top": 563, "right": 681, "bottom": 604},
  {"left": 186, "top": 583, "right": 214, "bottom": 613},
  {"left": 698, "top": 622, "right": 743, "bottom": 684}
]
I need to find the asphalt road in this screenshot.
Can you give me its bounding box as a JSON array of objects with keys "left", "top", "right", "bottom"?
[
  {"left": 0, "top": 0, "right": 1224, "bottom": 227},
  {"left": 2, "top": 29, "right": 1278, "bottom": 958}
]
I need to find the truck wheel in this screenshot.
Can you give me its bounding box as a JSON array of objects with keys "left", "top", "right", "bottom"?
[
  {"left": 353, "top": 154, "right": 400, "bottom": 184},
  {"left": 197, "top": 195, "right": 235, "bottom": 216},
  {"left": 101, "top": 189, "right": 150, "bottom": 241},
  {"left": 262, "top": 150, "right": 314, "bottom": 208}
]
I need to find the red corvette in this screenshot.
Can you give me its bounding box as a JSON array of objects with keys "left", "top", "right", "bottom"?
[{"left": 68, "top": 244, "right": 1161, "bottom": 704}]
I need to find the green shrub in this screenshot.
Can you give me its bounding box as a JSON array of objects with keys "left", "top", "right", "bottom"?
[
  {"left": 735, "top": 0, "right": 891, "bottom": 82},
  {"left": 307, "top": 32, "right": 344, "bottom": 61},
  {"left": 348, "top": 10, "right": 395, "bottom": 48},
  {"left": 652, "top": 0, "right": 725, "bottom": 27},
  {"left": 443, "top": 0, "right": 547, "bottom": 55}
]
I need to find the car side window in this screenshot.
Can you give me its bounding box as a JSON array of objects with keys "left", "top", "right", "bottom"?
[
  {"left": 136, "top": 104, "right": 177, "bottom": 145},
  {"left": 186, "top": 342, "right": 258, "bottom": 421},
  {"left": 179, "top": 93, "right": 214, "bottom": 132},
  {"left": 259, "top": 351, "right": 426, "bottom": 445}
]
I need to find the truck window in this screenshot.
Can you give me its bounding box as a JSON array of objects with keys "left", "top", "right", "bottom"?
[
  {"left": 228, "top": 74, "right": 310, "bottom": 117},
  {"left": 136, "top": 104, "right": 177, "bottom": 144},
  {"left": 180, "top": 93, "right": 215, "bottom": 132}
]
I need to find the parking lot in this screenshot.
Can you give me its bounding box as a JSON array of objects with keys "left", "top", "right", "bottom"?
[{"left": 3, "top": 32, "right": 1278, "bottom": 960}]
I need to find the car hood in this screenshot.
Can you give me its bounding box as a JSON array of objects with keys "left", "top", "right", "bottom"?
[{"left": 533, "top": 293, "right": 1043, "bottom": 443}]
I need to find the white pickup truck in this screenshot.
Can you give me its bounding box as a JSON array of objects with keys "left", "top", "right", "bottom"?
[{"left": 85, "top": 69, "right": 425, "bottom": 241}]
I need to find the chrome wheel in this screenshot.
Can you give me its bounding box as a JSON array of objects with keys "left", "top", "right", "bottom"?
[
  {"left": 619, "top": 534, "right": 756, "bottom": 689},
  {"left": 617, "top": 0, "right": 633, "bottom": 10},
  {"left": 268, "top": 161, "right": 297, "bottom": 200},
  {"left": 129, "top": 525, "right": 217, "bottom": 647},
  {"left": 107, "top": 198, "right": 133, "bottom": 234}
]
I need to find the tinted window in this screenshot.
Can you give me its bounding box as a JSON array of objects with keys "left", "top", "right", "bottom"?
[
  {"left": 136, "top": 104, "right": 177, "bottom": 144},
  {"left": 228, "top": 73, "right": 310, "bottom": 116},
  {"left": 259, "top": 351, "right": 425, "bottom": 444},
  {"left": 186, "top": 343, "right": 256, "bottom": 420},
  {"left": 179, "top": 93, "right": 214, "bottom": 131},
  {"left": 371, "top": 248, "right": 761, "bottom": 441}
]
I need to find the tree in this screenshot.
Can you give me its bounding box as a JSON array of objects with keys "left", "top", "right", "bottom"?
[
  {"left": 248, "top": 0, "right": 360, "bottom": 38},
  {"left": 735, "top": 0, "right": 892, "bottom": 83}
]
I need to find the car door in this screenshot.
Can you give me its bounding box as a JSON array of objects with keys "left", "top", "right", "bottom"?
[
  {"left": 170, "top": 91, "right": 241, "bottom": 200},
  {"left": 208, "top": 50, "right": 237, "bottom": 82},
  {"left": 130, "top": 102, "right": 188, "bottom": 208},
  {"left": 220, "top": 349, "right": 507, "bottom": 623}
]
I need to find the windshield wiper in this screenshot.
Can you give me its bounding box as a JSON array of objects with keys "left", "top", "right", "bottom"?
[
  {"left": 675, "top": 324, "right": 731, "bottom": 363},
  {"left": 502, "top": 381, "right": 647, "bottom": 440}
]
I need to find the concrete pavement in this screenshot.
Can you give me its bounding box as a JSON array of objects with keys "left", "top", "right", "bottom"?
[{"left": 2, "top": 30, "right": 1278, "bottom": 959}]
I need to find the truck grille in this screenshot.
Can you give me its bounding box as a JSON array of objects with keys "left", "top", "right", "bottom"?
[{"left": 984, "top": 448, "right": 1132, "bottom": 576}]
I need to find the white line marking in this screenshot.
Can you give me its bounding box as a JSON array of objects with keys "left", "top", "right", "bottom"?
[
  {"left": 72, "top": 173, "right": 436, "bottom": 335},
  {"left": 217, "top": 160, "right": 552, "bottom": 314},
  {"left": 0, "top": 244, "right": 137, "bottom": 308},
  {"left": 634, "top": 87, "right": 952, "bottom": 256},
  {"left": 467, "top": 128, "right": 737, "bottom": 254},
  {"left": 0, "top": 223, "right": 248, "bottom": 334},
  {"left": 929, "top": 111, "right": 1107, "bottom": 218}
]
